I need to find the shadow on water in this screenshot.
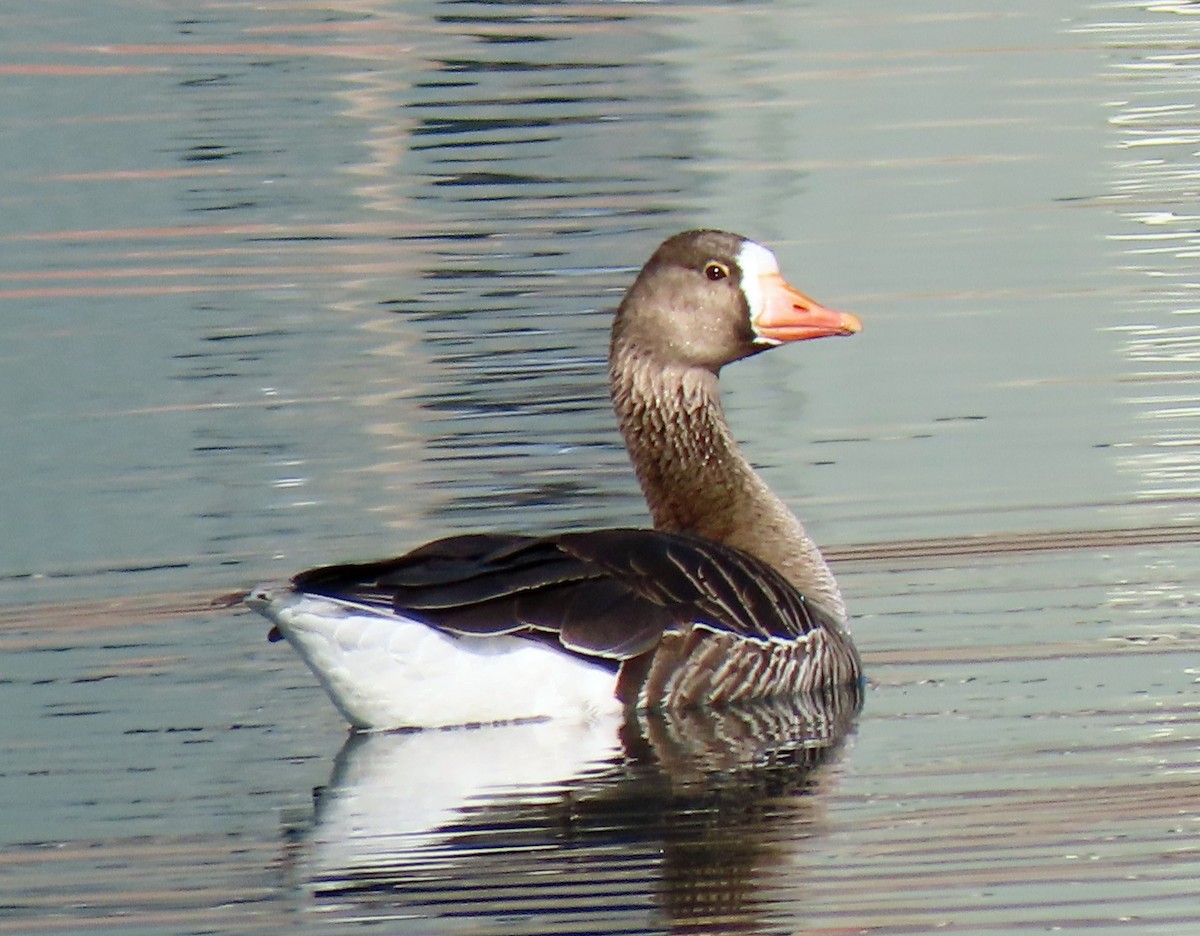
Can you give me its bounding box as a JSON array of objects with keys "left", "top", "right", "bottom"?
[{"left": 282, "top": 687, "right": 862, "bottom": 933}]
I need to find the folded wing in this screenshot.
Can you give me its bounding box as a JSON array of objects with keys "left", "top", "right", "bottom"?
[{"left": 291, "top": 529, "right": 844, "bottom": 672}]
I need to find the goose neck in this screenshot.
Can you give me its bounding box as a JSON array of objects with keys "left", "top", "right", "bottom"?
[{"left": 608, "top": 348, "right": 846, "bottom": 620}]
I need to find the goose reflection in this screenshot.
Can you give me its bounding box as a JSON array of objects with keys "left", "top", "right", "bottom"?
[{"left": 280, "top": 685, "right": 860, "bottom": 933}]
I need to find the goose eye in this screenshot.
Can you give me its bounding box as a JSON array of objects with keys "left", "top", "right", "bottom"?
[{"left": 704, "top": 261, "right": 730, "bottom": 281}]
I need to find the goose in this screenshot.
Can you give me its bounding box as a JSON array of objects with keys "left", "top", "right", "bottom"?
[{"left": 247, "top": 230, "right": 863, "bottom": 730}]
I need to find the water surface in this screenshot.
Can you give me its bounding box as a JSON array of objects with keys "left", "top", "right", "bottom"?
[{"left": 1, "top": 1, "right": 1198, "bottom": 933}]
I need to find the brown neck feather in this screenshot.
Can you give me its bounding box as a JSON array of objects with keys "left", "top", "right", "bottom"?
[{"left": 609, "top": 345, "right": 846, "bottom": 620}]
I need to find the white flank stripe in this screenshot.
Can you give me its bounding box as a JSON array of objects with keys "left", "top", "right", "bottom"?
[{"left": 250, "top": 585, "right": 622, "bottom": 730}]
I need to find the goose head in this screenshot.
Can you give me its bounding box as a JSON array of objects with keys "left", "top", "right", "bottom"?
[{"left": 611, "top": 230, "right": 861, "bottom": 373}]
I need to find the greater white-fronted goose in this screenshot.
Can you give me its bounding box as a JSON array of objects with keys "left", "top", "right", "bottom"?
[{"left": 248, "top": 230, "right": 863, "bottom": 729}]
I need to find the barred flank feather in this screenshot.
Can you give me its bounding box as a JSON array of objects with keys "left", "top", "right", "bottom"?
[{"left": 628, "top": 623, "right": 859, "bottom": 711}]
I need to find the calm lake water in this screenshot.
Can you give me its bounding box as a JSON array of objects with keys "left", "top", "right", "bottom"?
[{"left": 2, "top": 1, "right": 1198, "bottom": 933}]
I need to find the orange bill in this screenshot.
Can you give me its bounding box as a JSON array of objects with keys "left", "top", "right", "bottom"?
[{"left": 751, "top": 273, "right": 862, "bottom": 343}]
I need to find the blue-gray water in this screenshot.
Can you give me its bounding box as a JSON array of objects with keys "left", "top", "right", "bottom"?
[{"left": 1, "top": 1, "right": 1198, "bottom": 933}]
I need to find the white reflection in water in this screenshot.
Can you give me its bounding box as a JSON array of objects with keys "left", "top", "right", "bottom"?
[{"left": 284, "top": 690, "right": 860, "bottom": 933}]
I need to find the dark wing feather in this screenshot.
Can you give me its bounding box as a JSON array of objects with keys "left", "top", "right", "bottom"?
[
  {"left": 549, "top": 579, "right": 672, "bottom": 658},
  {"left": 292, "top": 535, "right": 580, "bottom": 613},
  {"left": 289, "top": 528, "right": 840, "bottom": 666},
  {"left": 555, "top": 529, "right": 839, "bottom": 640}
]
